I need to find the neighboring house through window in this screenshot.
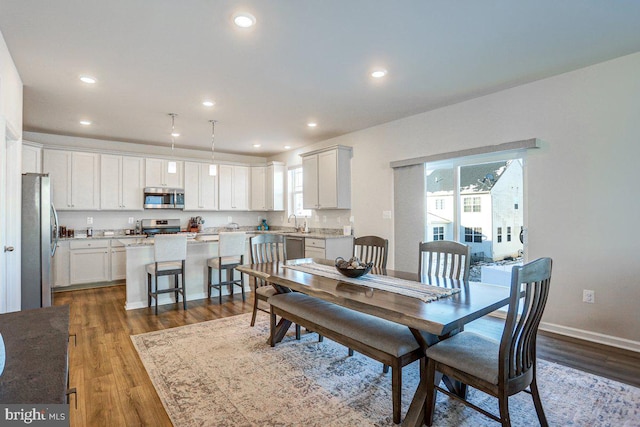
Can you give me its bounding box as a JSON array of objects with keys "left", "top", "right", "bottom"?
[
  {"left": 497, "top": 227, "right": 503, "bottom": 243},
  {"left": 433, "top": 226, "right": 444, "bottom": 241}
]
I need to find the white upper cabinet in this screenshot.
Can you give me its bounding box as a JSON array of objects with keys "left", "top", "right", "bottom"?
[
  {"left": 301, "top": 145, "right": 352, "bottom": 209},
  {"left": 100, "top": 154, "right": 144, "bottom": 210},
  {"left": 145, "top": 158, "right": 184, "bottom": 188},
  {"left": 250, "top": 163, "right": 285, "bottom": 211},
  {"left": 219, "top": 164, "right": 249, "bottom": 211},
  {"left": 184, "top": 161, "right": 218, "bottom": 211},
  {"left": 22, "top": 143, "right": 42, "bottom": 173},
  {"left": 250, "top": 166, "right": 266, "bottom": 211},
  {"left": 43, "top": 150, "right": 100, "bottom": 210}
]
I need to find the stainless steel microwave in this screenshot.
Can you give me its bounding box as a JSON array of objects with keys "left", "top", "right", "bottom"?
[{"left": 143, "top": 187, "right": 185, "bottom": 209}]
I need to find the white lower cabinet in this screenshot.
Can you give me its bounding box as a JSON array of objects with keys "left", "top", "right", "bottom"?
[
  {"left": 110, "top": 241, "right": 127, "bottom": 281},
  {"left": 304, "top": 237, "right": 353, "bottom": 260},
  {"left": 69, "top": 240, "right": 110, "bottom": 285},
  {"left": 52, "top": 241, "right": 70, "bottom": 288}
]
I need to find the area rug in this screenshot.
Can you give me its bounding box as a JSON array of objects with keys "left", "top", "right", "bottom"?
[{"left": 131, "top": 313, "right": 640, "bottom": 426}]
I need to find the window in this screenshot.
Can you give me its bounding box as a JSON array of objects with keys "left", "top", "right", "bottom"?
[
  {"left": 433, "top": 226, "right": 444, "bottom": 241},
  {"left": 435, "top": 199, "right": 445, "bottom": 210},
  {"left": 497, "top": 227, "right": 503, "bottom": 243},
  {"left": 464, "top": 227, "right": 483, "bottom": 243},
  {"left": 463, "top": 197, "right": 481, "bottom": 212},
  {"left": 288, "top": 167, "right": 312, "bottom": 218},
  {"left": 507, "top": 226, "right": 512, "bottom": 242}
]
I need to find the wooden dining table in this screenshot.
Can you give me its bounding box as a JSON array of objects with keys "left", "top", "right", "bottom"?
[{"left": 237, "top": 258, "right": 511, "bottom": 427}]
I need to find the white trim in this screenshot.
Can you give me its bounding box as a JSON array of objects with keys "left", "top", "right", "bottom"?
[
  {"left": 124, "top": 286, "right": 253, "bottom": 310},
  {"left": 488, "top": 311, "right": 640, "bottom": 353}
]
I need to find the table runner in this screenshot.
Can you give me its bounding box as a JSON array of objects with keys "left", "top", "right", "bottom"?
[{"left": 283, "top": 262, "right": 460, "bottom": 302}]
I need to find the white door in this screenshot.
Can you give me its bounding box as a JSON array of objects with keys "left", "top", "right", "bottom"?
[{"left": 1, "top": 118, "right": 21, "bottom": 313}]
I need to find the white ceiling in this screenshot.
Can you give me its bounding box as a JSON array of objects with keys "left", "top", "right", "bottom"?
[{"left": 1, "top": 1, "right": 640, "bottom": 156}]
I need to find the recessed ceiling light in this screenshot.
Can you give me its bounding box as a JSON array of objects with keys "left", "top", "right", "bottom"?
[
  {"left": 233, "top": 13, "right": 256, "bottom": 28},
  {"left": 284, "top": 145, "right": 291, "bottom": 150},
  {"left": 79, "top": 120, "right": 92, "bottom": 126},
  {"left": 253, "top": 143, "right": 261, "bottom": 148},
  {"left": 171, "top": 132, "right": 180, "bottom": 137},
  {"left": 371, "top": 69, "right": 387, "bottom": 78},
  {"left": 307, "top": 122, "right": 317, "bottom": 128},
  {"left": 79, "top": 76, "right": 97, "bottom": 84},
  {"left": 202, "top": 100, "right": 215, "bottom": 107}
]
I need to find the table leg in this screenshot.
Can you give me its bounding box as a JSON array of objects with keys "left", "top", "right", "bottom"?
[{"left": 270, "top": 314, "right": 293, "bottom": 346}]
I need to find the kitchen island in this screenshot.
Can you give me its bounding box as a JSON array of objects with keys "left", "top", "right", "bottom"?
[{"left": 123, "top": 231, "right": 353, "bottom": 310}]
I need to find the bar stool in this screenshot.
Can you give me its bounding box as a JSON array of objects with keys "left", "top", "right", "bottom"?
[
  {"left": 207, "top": 232, "right": 246, "bottom": 304},
  {"left": 146, "top": 234, "right": 188, "bottom": 315}
]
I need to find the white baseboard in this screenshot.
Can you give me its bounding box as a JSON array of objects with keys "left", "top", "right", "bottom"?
[{"left": 488, "top": 311, "right": 640, "bottom": 353}]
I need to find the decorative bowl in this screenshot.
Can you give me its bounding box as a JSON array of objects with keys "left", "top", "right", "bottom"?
[{"left": 335, "top": 257, "right": 373, "bottom": 278}]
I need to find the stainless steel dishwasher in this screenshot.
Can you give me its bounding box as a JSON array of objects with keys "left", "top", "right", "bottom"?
[{"left": 285, "top": 236, "right": 304, "bottom": 260}]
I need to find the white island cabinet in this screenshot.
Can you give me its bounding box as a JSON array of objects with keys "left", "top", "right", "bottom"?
[
  {"left": 100, "top": 154, "right": 144, "bottom": 210},
  {"left": 301, "top": 145, "right": 352, "bottom": 210},
  {"left": 43, "top": 149, "right": 100, "bottom": 210},
  {"left": 123, "top": 239, "right": 250, "bottom": 310}
]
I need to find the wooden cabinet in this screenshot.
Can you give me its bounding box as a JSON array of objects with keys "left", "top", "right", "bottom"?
[
  {"left": 43, "top": 150, "right": 100, "bottom": 210},
  {"left": 145, "top": 158, "right": 184, "bottom": 188},
  {"left": 100, "top": 154, "right": 144, "bottom": 210},
  {"left": 110, "top": 240, "right": 127, "bottom": 281},
  {"left": 301, "top": 145, "right": 352, "bottom": 210},
  {"left": 69, "top": 240, "right": 110, "bottom": 284},
  {"left": 22, "top": 143, "right": 41, "bottom": 173},
  {"left": 52, "top": 240, "right": 70, "bottom": 288},
  {"left": 184, "top": 161, "right": 218, "bottom": 211},
  {"left": 219, "top": 164, "right": 249, "bottom": 210},
  {"left": 251, "top": 162, "right": 285, "bottom": 211},
  {"left": 304, "top": 236, "right": 354, "bottom": 260}
]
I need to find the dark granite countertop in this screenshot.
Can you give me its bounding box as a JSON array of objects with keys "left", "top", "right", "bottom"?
[{"left": 0, "top": 305, "right": 70, "bottom": 403}]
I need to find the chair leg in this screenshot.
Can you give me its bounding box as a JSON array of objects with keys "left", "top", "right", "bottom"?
[
  {"left": 391, "top": 364, "right": 401, "bottom": 424},
  {"left": 250, "top": 293, "right": 258, "bottom": 327},
  {"left": 382, "top": 364, "right": 389, "bottom": 374},
  {"left": 348, "top": 348, "right": 354, "bottom": 357},
  {"left": 318, "top": 334, "right": 323, "bottom": 342},
  {"left": 269, "top": 309, "right": 277, "bottom": 347},
  {"left": 295, "top": 324, "right": 301, "bottom": 340},
  {"left": 240, "top": 271, "right": 245, "bottom": 302},
  {"left": 154, "top": 275, "right": 158, "bottom": 315},
  {"left": 498, "top": 393, "right": 511, "bottom": 427},
  {"left": 530, "top": 375, "right": 548, "bottom": 427},
  {"left": 424, "top": 358, "right": 437, "bottom": 426}
]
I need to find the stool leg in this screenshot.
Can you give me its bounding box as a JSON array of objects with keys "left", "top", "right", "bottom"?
[
  {"left": 154, "top": 274, "right": 158, "bottom": 315},
  {"left": 174, "top": 274, "right": 179, "bottom": 302},
  {"left": 207, "top": 266, "right": 212, "bottom": 299},
  {"left": 218, "top": 267, "right": 223, "bottom": 304},
  {"left": 147, "top": 273, "right": 152, "bottom": 307},
  {"left": 182, "top": 267, "right": 187, "bottom": 310}
]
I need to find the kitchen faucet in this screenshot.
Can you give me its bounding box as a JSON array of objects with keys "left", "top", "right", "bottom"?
[{"left": 287, "top": 214, "right": 298, "bottom": 231}]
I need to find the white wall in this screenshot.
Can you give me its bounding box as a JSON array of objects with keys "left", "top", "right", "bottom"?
[
  {"left": 270, "top": 52, "right": 640, "bottom": 349},
  {"left": 0, "top": 31, "right": 22, "bottom": 137}
]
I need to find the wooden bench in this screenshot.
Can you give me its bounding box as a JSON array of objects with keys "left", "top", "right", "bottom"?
[{"left": 269, "top": 291, "right": 425, "bottom": 424}]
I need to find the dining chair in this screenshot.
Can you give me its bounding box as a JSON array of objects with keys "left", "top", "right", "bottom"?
[
  {"left": 207, "top": 232, "right": 246, "bottom": 304},
  {"left": 249, "top": 234, "right": 287, "bottom": 326},
  {"left": 146, "top": 234, "right": 188, "bottom": 315},
  {"left": 424, "top": 257, "right": 553, "bottom": 427},
  {"left": 353, "top": 235, "right": 388, "bottom": 269},
  {"left": 418, "top": 240, "right": 471, "bottom": 281}
]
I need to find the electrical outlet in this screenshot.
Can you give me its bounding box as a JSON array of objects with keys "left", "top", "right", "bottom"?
[
  {"left": 382, "top": 210, "right": 392, "bottom": 219},
  {"left": 87, "top": 216, "right": 93, "bottom": 225},
  {"left": 227, "top": 216, "right": 232, "bottom": 223},
  {"left": 337, "top": 216, "right": 341, "bottom": 223},
  {"left": 583, "top": 289, "right": 595, "bottom": 304},
  {"left": 128, "top": 217, "right": 134, "bottom": 224},
  {"left": 322, "top": 215, "right": 327, "bottom": 223}
]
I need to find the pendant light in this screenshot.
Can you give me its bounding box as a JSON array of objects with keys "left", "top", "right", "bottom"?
[
  {"left": 209, "top": 119, "right": 217, "bottom": 176},
  {"left": 168, "top": 113, "right": 178, "bottom": 174}
]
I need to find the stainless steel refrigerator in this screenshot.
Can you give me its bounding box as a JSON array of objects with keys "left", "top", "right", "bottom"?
[{"left": 21, "top": 173, "right": 59, "bottom": 310}]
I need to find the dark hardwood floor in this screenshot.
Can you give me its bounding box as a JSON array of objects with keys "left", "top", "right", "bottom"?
[{"left": 54, "top": 284, "right": 640, "bottom": 426}]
